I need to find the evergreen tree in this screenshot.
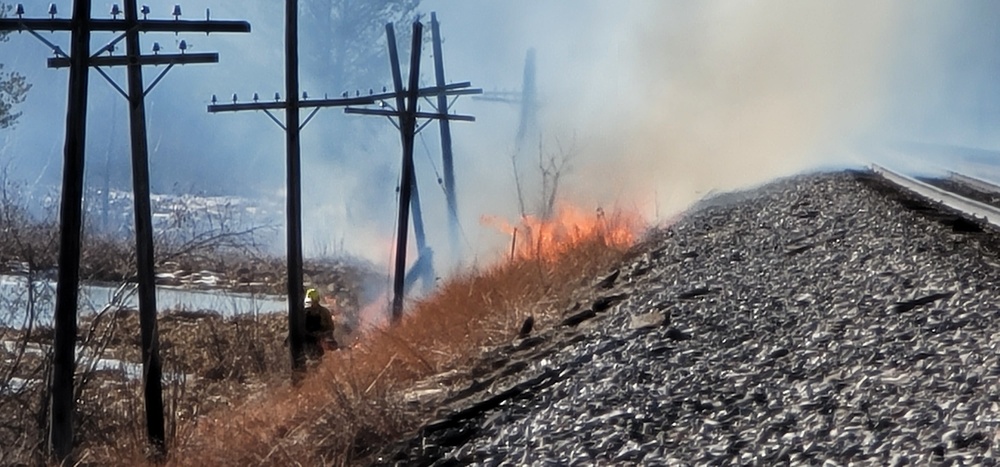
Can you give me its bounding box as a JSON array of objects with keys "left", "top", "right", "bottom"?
[{"left": 300, "top": 0, "right": 422, "bottom": 92}]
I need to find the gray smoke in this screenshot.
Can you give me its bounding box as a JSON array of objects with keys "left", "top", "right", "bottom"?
[{"left": 2, "top": 1, "right": 998, "bottom": 270}]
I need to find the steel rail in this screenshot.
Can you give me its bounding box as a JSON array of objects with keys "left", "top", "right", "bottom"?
[
  {"left": 871, "top": 164, "right": 1000, "bottom": 228},
  {"left": 947, "top": 171, "right": 1000, "bottom": 195}
]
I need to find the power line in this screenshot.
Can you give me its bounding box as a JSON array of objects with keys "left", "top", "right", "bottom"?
[
  {"left": 418, "top": 130, "right": 443, "bottom": 187},
  {"left": 417, "top": 129, "right": 475, "bottom": 256}
]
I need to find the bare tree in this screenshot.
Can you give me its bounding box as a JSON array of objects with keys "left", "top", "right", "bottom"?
[
  {"left": 0, "top": 3, "right": 32, "bottom": 130},
  {"left": 511, "top": 149, "right": 528, "bottom": 219},
  {"left": 538, "top": 136, "right": 574, "bottom": 220},
  {"left": 510, "top": 134, "right": 576, "bottom": 220},
  {"left": 0, "top": 166, "right": 279, "bottom": 462}
]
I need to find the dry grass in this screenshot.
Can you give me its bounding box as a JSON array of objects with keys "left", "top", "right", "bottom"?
[
  {"left": 0, "top": 206, "right": 643, "bottom": 465},
  {"left": 153, "top": 211, "right": 643, "bottom": 466}
]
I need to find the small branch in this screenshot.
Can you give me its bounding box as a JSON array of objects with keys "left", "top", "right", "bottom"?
[{"left": 364, "top": 354, "right": 398, "bottom": 395}]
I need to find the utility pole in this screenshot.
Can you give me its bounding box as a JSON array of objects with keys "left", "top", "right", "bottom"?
[
  {"left": 475, "top": 48, "right": 538, "bottom": 153},
  {"left": 284, "top": 0, "right": 306, "bottom": 375},
  {"left": 344, "top": 21, "right": 480, "bottom": 322},
  {"left": 391, "top": 22, "right": 421, "bottom": 322},
  {"left": 403, "top": 166, "right": 434, "bottom": 295},
  {"left": 51, "top": 2, "right": 90, "bottom": 461},
  {"left": 209, "top": 14, "right": 478, "bottom": 340},
  {"left": 474, "top": 48, "right": 539, "bottom": 218},
  {"left": 430, "top": 12, "right": 459, "bottom": 258},
  {"left": 122, "top": 1, "right": 164, "bottom": 452},
  {"left": 515, "top": 49, "right": 539, "bottom": 157},
  {"left": 0, "top": 2, "right": 250, "bottom": 460},
  {"left": 208, "top": 0, "right": 400, "bottom": 376}
]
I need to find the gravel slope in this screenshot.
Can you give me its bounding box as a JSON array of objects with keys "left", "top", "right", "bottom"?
[{"left": 377, "top": 170, "right": 1000, "bottom": 466}]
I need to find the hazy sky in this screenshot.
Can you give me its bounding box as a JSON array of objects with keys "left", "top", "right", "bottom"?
[{"left": 1, "top": 1, "right": 999, "bottom": 268}]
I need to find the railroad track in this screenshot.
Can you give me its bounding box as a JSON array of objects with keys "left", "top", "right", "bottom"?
[
  {"left": 946, "top": 170, "right": 1000, "bottom": 195},
  {"left": 870, "top": 164, "right": 1000, "bottom": 229}
]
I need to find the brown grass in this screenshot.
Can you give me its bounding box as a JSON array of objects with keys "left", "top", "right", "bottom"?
[
  {"left": 151, "top": 212, "right": 642, "bottom": 466},
  {"left": 0, "top": 207, "right": 643, "bottom": 465}
]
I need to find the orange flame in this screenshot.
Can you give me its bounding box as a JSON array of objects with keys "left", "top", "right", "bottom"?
[{"left": 482, "top": 203, "right": 645, "bottom": 261}]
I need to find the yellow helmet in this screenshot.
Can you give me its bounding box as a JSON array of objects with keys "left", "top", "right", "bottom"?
[{"left": 306, "top": 288, "right": 321, "bottom": 302}]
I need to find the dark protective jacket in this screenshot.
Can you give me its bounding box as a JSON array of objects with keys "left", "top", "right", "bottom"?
[{"left": 303, "top": 303, "right": 336, "bottom": 356}]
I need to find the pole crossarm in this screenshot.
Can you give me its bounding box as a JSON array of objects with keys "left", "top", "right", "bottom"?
[
  {"left": 0, "top": 18, "right": 250, "bottom": 34},
  {"left": 49, "top": 52, "right": 218, "bottom": 68},
  {"left": 206, "top": 83, "right": 479, "bottom": 113},
  {"left": 208, "top": 94, "right": 378, "bottom": 112},
  {"left": 473, "top": 91, "right": 525, "bottom": 104},
  {"left": 344, "top": 107, "right": 476, "bottom": 122}
]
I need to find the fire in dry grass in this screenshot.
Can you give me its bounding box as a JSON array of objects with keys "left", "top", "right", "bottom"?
[
  {"left": 151, "top": 204, "right": 647, "bottom": 466},
  {"left": 482, "top": 203, "right": 646, "bottom": 261}
]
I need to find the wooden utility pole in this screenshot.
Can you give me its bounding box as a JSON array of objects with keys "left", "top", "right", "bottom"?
[
  {"left": 474, "top": 48, "right": 539, "bottom": 218},
  {"left": 123, "top": 0, "right": 164, "bottom": 452},
  {"left": 404, "top": 167, "right": 434, "bottom": 295},
  {"left": 51, "top": 1, "right": 91, "bottom": 460},
  {"left": 0, "top": 2, "right": 250, "bottom": 460},
  {"left": 390, "top": 22, "right": 422, "bottom": 322},
  {"left": 209, "top": 0, "right": 406, "bottom": 375},
  {"left": 344, "top": 20, "right": 480, "bottom": 323},
  {"left": 515, "top": 49, "right": 539, "bottom": 156},
  {"left": 474, "top": 48, "right": 539, "bottom": 153},
  {"left": 430, "top": 12, "right": 459, "bottom": 256},
  {"left": 284, "top": 0, "right": 307, "bottom": 374},
  {"left": 209, "top": 15, "right": 478, "bottom": 337}
]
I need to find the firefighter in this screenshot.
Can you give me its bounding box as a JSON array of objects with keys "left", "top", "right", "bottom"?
[{"left": 303, "top": 288, "right": 336, "bottom": 359}]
